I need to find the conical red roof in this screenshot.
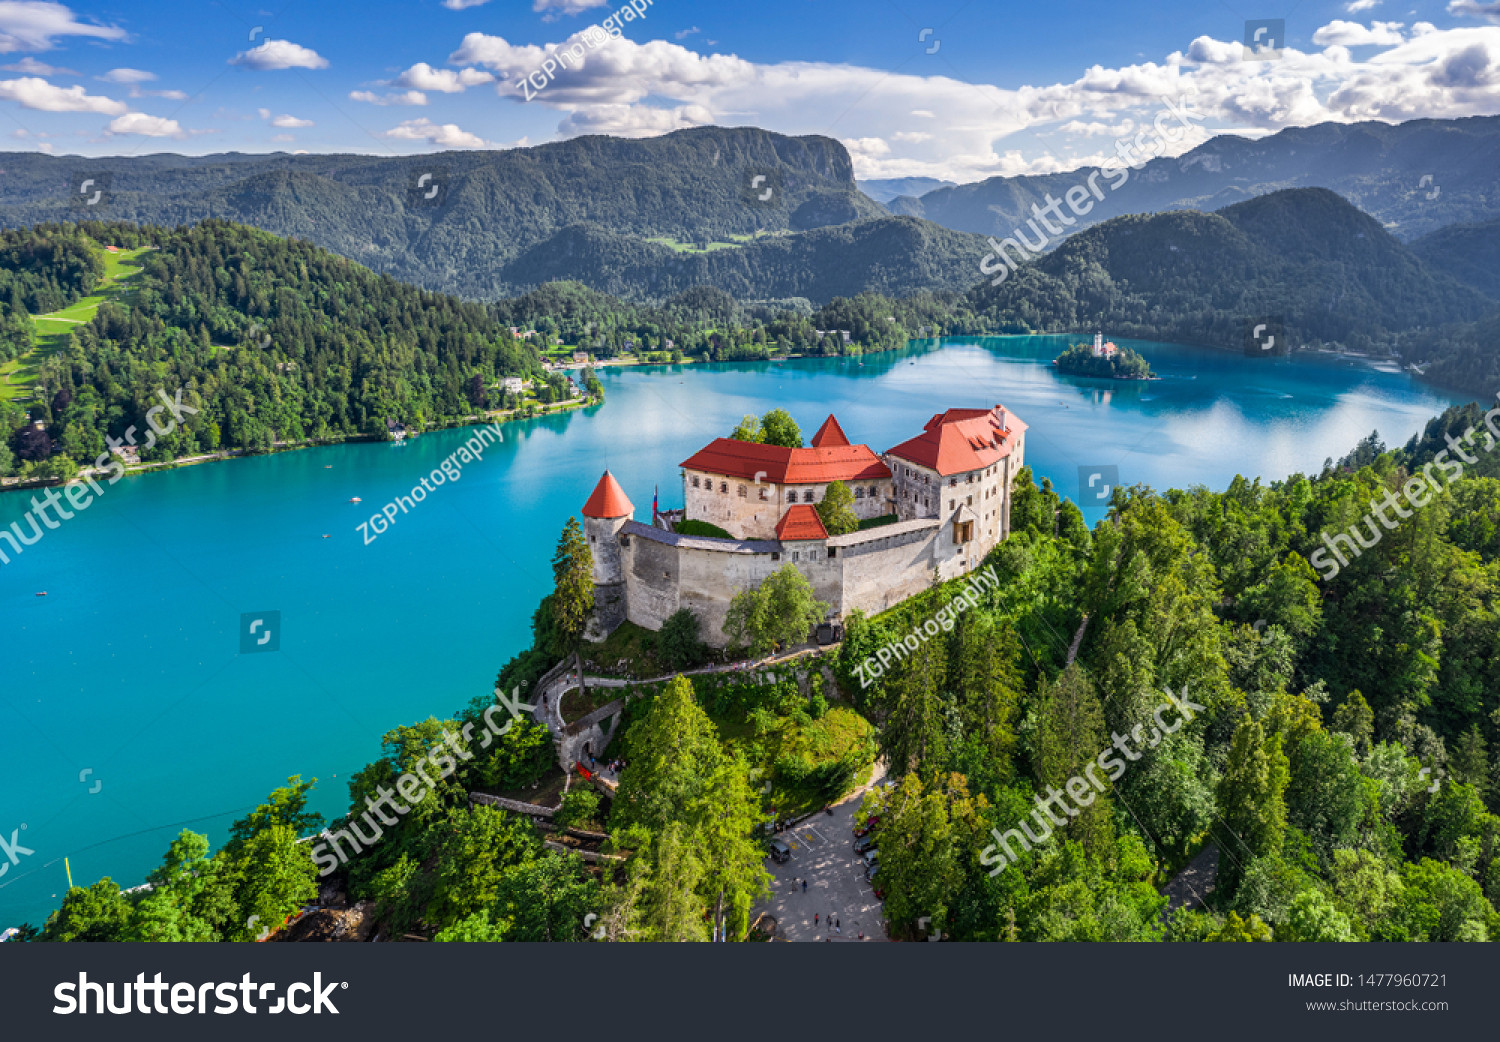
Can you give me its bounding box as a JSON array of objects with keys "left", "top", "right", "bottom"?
[
  {"left": 810, "top": 414, "right": 851, "bottom": 448},
  {"left": 582, "top": 470, "right": 634, "bottom": 518},
  {"left": 775, "top": 504, "right": 828, "bottom": 541}
]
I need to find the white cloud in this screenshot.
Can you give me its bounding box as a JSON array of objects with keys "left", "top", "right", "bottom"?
[
  {"left": 270, "top": 113, "right": 312, "bottom": 127},
  {"left": 0, "top": 1, "right": 127, "bottom": 53},
  {"left": 139, "top": 88, "right": 187, "bottom": 100},
  {"left": 2, "top": 56, "right": 73, "bottom": 74},
  {"left": 532, "top": 0, "right": 608, "bottom": 16},
  {"left": 271, "top": 133, "right": 294, "bottom": 141},
  {"left": 350, "top": 89, "right": 427, "bottom": 106},
  {"left": 99, "top": 67, "right": 155, "bottom": 83},
  {"left": 107, "top": 111, "right": 183, "bottom": 137},
  {"left": 1448, "top": 0, "right": 1500, "bottom": 23},
  {"left": 674, "top": 27, "right": 700, "bottom": 40},
  {"left": 230, "top": 39, "right": 329, "bottom": 71},
  {"left": 0, "top": 75, "right": 124, "bottom": 112},
  {"left": 441, "top": 0, "right": 491, "bottom": 8},
  {"left": 1312, "top": 20, "right": 1407, "bottom": 47},
  {"left": 1346, "top": 0, "right": 1380, "bottom": 9},
  {"left": 393, "top": 61, "right": 493, "bottom": 92},
  {"left": 433, "top": 24, "right": 1500, "bottom": 182},
  {"left": 383, "top": 116, "right": 488, "bottom": 148}
]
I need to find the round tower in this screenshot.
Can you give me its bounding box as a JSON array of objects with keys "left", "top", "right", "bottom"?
[{"left": 581, "top": 471, "right": 633, "bottom": 641}]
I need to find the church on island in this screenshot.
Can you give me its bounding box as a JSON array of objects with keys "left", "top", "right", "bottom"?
[{"left": 580, "top": 404, "right": 1027, "bottom": 647}]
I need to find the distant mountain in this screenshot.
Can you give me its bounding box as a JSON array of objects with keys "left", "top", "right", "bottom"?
[
  {"left": 0, "top": 127, "right": 997, "bottom": 303},
  {"left": 1410, "top": 217, "right": 1500, "bottom": 300},
  {"left": 896, "top": 117, "right": 1500, "bottom": 244},
  {"left": 495, "top": 216, "right": 991, "bottom": 302},
  {"left": 858, "top": 176, "right": 957, "bottom": 204},
  {"left": 964, "top": 188, "right": 1495, "bottom": 371}
]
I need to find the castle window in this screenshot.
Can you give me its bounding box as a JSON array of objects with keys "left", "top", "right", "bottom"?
[
  {"left": 950, "top": 478, "right": 957, "bottom": 487},
  {"left": 954, "top": 520, "right": 975, "bottom": 543},
  {"left": 828, "top": 546, "right": 837, "bottom": 558},
  {"left": 792, "top": 551, "right": 800, "bottom": 562},
  {"left": 771, "top": 552, "right": 780, "bottom": 561},
  {"left": 966, "top": 495, "right": 972, "bottom": 506},
  {"left": 738, "top": 485, "right": 747, "bottom": 498},
  {"left": 692, "top": 476, "right": 700, "bottom": 488},
  {"left": 759, "top": 487, "right": 769, "bottom": 500},
  {"left": 854, "top": 487, "right": 863, "bottom": 499},
  {"left": 720, "top": 482, "right": 728, "bottom": 494}
]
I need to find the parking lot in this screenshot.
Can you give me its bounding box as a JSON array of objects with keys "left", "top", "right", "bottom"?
[{"left": 754, "top": 766, "right": 887, "bottom": 941}]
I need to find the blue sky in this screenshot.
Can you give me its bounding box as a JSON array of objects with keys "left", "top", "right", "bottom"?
[{"left": 0, "top": 0, "right": 1498, "bottom": 181}]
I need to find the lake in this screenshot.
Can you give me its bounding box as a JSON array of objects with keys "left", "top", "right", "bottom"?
[{"left": 0, "top": 335, "right": 1473, "bottom": 927}]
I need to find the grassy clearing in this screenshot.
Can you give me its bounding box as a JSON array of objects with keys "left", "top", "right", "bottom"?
[{"left": 0, "top": 245, "right": 152, "bottom": 402}]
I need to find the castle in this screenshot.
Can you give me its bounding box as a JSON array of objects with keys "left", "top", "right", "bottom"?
[{"left": 581, "top": 404, "right": 1027, "bottom": 647}]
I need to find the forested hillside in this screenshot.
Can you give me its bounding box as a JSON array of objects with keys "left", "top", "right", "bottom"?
[
  {"left": 963, "top": 188, "right": 1495, "bottom": 367},
  {"left": 0, "top": 220, "right": 541, "bottom": 478}
]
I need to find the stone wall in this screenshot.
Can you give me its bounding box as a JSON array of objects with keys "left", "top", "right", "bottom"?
[
  {"left": 556, "top": 696, "right": 626, "bottom": 770},
  {"left": 683, "top": 467, "right": 894, "bottom": 540}
]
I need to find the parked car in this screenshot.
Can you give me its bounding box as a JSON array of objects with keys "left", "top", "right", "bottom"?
[
  {"left": 768, "top": 839, "right": 791, "bottom": 863},
  {"left": 853, "top": 834, "right": 877, "bottom": 855},
  {"left": 853, "top": 814, "right": 881, "bottom": 837},
  {"left": 866, "top": 863, "right": 878, "bottom": 884},
  {"left": 862, "top": 848, "right": 879, "bottom": 868}
]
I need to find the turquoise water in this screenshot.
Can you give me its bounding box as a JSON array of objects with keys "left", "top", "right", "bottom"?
[{"left": 0, "top": 335, "right": 1472, "bottom": 926}]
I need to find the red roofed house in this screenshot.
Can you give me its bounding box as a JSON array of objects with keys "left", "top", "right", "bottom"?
[
  {"left": 678, "top": 413, "right": 892, "bottom": 539},
  {"left": 886, "top": 403, "right": 1027, "bottom": 570}
]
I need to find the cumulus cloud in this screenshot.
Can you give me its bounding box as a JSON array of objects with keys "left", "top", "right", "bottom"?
[
  {"left": 1312, "top": 20, "right": 1407, "bottom": 47},
  {"left": 383, "top": 116, "right": 488, "bottom": 148},
  {"left": 0, "top": 75, "right": 124, "bottom": 112},
  {"left": 270, "top": 113, "right": 313, "bottom": 127},
  {"left": 393, "top": 62, "right": 493, "bottom": 92},
  {"left": 1448, "top": 0, "right": 1500, "bottom": 23},
  {"left": 0, "top": 1, "right": 127, "bottom": 53},
  {"left": 107, "top": 111, "right": 183, "bottom": 137},
  {"left": 350, "top": 89, "right": 427, "bottom": 106},
  {"left": 230, "top": 39, "right": 328, "bottom": 70},
  {"left": 1346, "top": 0, "right": 1380, "bottom": 9}
]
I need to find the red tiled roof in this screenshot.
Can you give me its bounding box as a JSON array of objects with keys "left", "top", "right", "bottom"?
[
  {"left": 582, "top": 470, "right": 634, "bottom": 518},
  {"left": 775, "top": 504, "right": 828, "bottom": 541},
  {"left": 885, "top": 404, "right": 1028, "bottom": 477},
  {"left": 681, "top": 438, "right": 890, "bottom": 485},
  {"left": 810, "top": 414, "right": 851, "bottom": 448}
]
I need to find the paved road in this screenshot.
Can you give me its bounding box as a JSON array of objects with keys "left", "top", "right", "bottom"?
[{"left": 755, "top": 764, "right": 889, "bottom": 941}]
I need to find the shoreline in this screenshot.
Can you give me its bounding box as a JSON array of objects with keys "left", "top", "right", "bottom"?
[{"left": 0, "top": 394, "right": 601, "bottom": 496}]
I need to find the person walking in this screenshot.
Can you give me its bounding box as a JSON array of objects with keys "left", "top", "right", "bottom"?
[
  {"left": 802, "top": 879, "right": 807, "bottom": 893},
  {"left": 814, "top": 913, "right": 820, "bottom": 926}
]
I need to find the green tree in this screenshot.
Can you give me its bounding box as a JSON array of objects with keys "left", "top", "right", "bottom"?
[
  {"left": 636, "top": 822, "right": 711, "bottom": 942},
  {"left": 42, "top": 879, "right": 132, "bottom": 942},
  {"left": 549, "top": 517, "right": 595, "bottom": 667},
  {"left": 1207, "top": 911, "right": 1274, "bottom": 941},
  {"left": 815, "top": 479, "right": 859, "bottom": 535},
  {"left": 730, "top": 414, "right": 762, "bottom": 442},
  {"left": 555, "top": 787, "right": 601, "bottom": 831},
  {"left": 1330, "top": 690, "right": 1374, "bottom": 758},
  {"left": 1278, "top": 890, "right": 1357, "bottom": 941},
  {"left": 758, "top": 408, "right": 802, "bottom": 448},
  {"left": 425, "top": 805, "right": 544, "bottom": 928},
  {"left": 1216, "top": 717, "right": 1290, "bottom": 890},
  {"left": 723, "top": 565, "right": 829, "bottom": 656},
  {"left": 613, "top": 675, "right": 726, "bottom": 832},
  {"left": 657, "top": 607, "right": 706, "bottom": 669}
]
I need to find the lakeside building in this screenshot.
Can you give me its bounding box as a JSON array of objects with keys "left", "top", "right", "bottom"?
[
  {"left": 581, "top": 405, "right": 1026, "bottom": 646},
  {"left": 1091, "top": 332, "right": 1118, "bottom": 359}
]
